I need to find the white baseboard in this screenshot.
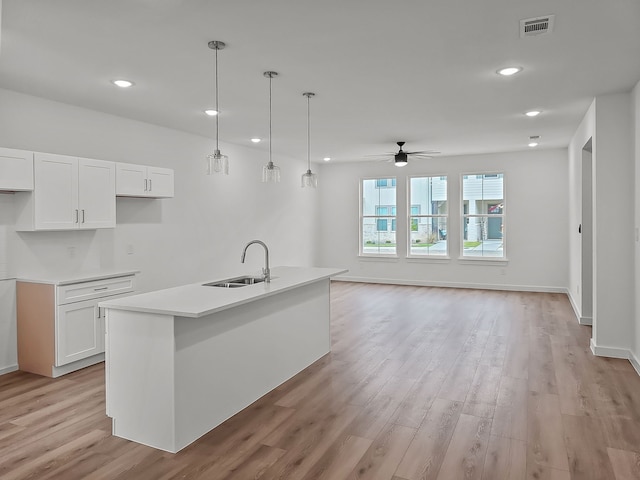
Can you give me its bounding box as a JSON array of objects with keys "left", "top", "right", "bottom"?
[
  {"left": 566, "top": 289, "right": 582, "bottom": 323},
  {"left": 579, "top": 316, "right": 593, "bottom": 326},
  {"left": 333, "top": 275, "right": 566, "bottom": 293},
  {"left": 51, "top": 353, "right": 104, "bottom": 378},
  {"left": 629, "top": 352, "right": 640, "bottom": 376},
  {"left": 590, "top": 338, "right": 630, "bottom": 359},
  {"left": 0, "top": 364, "right": 18, "bottom": 376}
]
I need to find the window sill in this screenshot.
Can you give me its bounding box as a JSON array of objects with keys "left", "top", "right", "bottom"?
[
  {"left": 405, "top": 256, "right": 451, "bottom": 263},
  {"left": 457, "top": 257, "right": 509, "bottom": 266},
  {"left": 358, "top": 254, "right": 399, "bottom": 262}
]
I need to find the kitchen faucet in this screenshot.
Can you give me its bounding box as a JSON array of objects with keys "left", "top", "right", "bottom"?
[{"left": 240, "top": 240, "right": 270, "bottom": 282}]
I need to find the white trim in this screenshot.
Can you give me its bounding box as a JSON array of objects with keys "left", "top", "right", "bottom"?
[
  {"left": 629, "top": 351, "right": 640, "bottom": 377},
  {"left": 589, "top": 339, "right": 629, "bottom": 359},
  {"left": 579, "top": 316, "right": 592, "bottom": 326},
  {"left": 405, "top": 256, "right": 451, "bottom": 263},
  {"left": 457, "top": 258, "right": 509, "bottom": 265},
  {"left": 357, "top": 255, "right": 399, "bottom": 262},
  {"left": 50, "top": 353, "right": 104, "bottom": 378},
  {"left": 332, "top": 275, "right": 565, "bottom": 293},
  {"left": 0, "top": 364, "right": 18, "bottom": 376},
  {"left": 566, "top": 289, "right": 581, "bottom": 322}
]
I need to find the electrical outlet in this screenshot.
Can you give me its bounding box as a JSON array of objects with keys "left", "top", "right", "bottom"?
[
  {"left": 67, "top": 246, "right": 76, "bottom": 258},
  {"left": 126, "top": 244, "right": 135, "bottom": 255},
  {"left": 500, "top": 268, "right": 506, "bottom": 275}
]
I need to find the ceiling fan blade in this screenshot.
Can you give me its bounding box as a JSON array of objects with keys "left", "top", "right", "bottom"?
[
  {"left": 365, "top": 153, "right": 398, "bottom": 157},
  {"left": 405, "top": 150, "right": 440, "bottom": 155}
]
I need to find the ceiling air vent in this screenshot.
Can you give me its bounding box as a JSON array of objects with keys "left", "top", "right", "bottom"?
[{"left": 520, "top": 15, "right": 555, "bottom": 38}]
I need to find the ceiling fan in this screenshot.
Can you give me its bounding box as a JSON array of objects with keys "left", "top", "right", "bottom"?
[{"left": 369, "top": 141, "right": 439, "bottom": 167}]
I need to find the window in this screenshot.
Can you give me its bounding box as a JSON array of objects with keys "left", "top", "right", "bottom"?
[
  {"left": 408, "top": 176, "right": 448, "bottom": 256},
  {"left": 462, "top": 173, "right": 504, "bottom": 258},
  {"left": 361, "top": 178, "right": 396, "bottom": 255}
]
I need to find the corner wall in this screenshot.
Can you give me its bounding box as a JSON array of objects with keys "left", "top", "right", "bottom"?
[
  {"left": 0, "top": 88, "right": 320, "bottom": 373},
  {"left": 568, "top": 92, "right": 635, "bottom": 361}
]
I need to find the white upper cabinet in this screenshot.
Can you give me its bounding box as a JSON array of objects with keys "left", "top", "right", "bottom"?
[
  {"left": 116, "top": 163, "right": 174, "bottom": 198},
  {"left": 0, "top": 147, "right": 34, "bottom": 191},
  {"left": 15, "top": 152, "right": 115, "bottom": 231}
]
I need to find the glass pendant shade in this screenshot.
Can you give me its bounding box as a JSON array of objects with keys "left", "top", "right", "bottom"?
[
  {"left": 262, "top": 161, "right": 281, "bottom": 183},
  {"left": 301, "top": 169, "right": 318, "bottom": 188},
  {"left": 206, "top": 149, "right": 229, "bottom": 175}
]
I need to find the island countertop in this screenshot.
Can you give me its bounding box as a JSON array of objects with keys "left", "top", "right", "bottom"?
[{"left": 99, "top": 266, "right": 347, "bottom": 318}]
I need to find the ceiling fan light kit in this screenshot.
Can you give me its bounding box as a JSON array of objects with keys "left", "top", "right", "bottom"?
[{"left": 205, "top": 40, "right": 229, "bottom": 175}]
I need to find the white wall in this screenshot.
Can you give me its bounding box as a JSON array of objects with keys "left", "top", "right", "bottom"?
[
  {"left": 318, "top": 149, "right": 569, "bottom": 291},
  {"left": 634, "top": 80, "right": 640, "bottom": 369},
  {"left": 568, "top": 92, "right": 635, "bottom": 360},
  {"left": 0, "top": 88, "right": 320, "bottom": 372}
]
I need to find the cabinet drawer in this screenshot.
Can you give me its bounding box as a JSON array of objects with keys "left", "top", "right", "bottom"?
[{"left": 57, "top": 276, "right": 135, "bottom": 305}]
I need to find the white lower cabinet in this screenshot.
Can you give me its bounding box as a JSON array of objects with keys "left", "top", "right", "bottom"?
[
  {"left": 56, "top": 299, "right": 103, "bottom": 367},
  {"left": 17, "top": 273, "right": 135, "bottom": 377}
]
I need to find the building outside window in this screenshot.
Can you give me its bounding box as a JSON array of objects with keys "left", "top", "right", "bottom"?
[
  {"left": 408, "top": 176, "right": 448, "bottom": 256},
  {"left": 462, "top": 173, "right": 504, "bottom": 258},
  {"left": 361, "top": 178, "right": 396, "bottom": 255}
]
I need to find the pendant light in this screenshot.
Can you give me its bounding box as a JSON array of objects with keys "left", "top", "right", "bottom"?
[
  {"left": 301, "top": 92, "right": 318, "bottom": 188},
  {"left": 206, "top": 40, "right": 229, "bottom": 175},
  {"left": 262, "top": 71, "right": 280, "bottom": 183}
]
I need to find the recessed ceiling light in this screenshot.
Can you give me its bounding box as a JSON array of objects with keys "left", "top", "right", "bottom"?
[
  {"left": 525, "top": 110, "right": 541, "bottom": 117},
  {"left": 111, "top": 79, "right": 134, "bottom": 88},
  {"left": 204, "top": 109, "right": 218, "bottom": 116},
  {"left": 323, "top": 157, "right": 331, "bottom": 162},
  {"left": 528, "top": 142, "right": 539, "bottom": 147},
  {"left": 251, "top": 138, "right": 261, "bottom": 143},
  {"left": 497, "top": 67, "right": 523, "bottom": 76}
]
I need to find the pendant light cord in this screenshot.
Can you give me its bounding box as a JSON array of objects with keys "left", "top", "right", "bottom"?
[
  {"left": 215, "top": 46, "right": 219, "bottom": 152},
  {"left": 269, "top": 74, "right": 273, "bottom": 166},
  {"left": 307, "top": 94, "right": 311, "bottom": 172}
]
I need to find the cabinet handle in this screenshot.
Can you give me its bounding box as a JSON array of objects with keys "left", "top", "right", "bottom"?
[
  {"left": 94, "top": 286, "right": 109, "bottom": 291},
  {"left": 148, "top": 179, "right": 152, "bottom": 191},
  {"left": 144, "top": 179, "right": 148, "bottom": 191},
  {"left": 75, "top": 209, "right": 79, "bottom": 223},
  {"left": 82, "top": 209, "right": 85, "bottom": 223}
]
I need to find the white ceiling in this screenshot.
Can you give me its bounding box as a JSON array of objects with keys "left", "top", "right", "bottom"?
[{"left": 1, "top": 0, "right": 639, "bottom": 164}]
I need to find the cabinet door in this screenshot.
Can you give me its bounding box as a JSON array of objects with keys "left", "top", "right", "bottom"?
[
  {"left": 147, "top": 167, "right": 174, "bottom": 198},
  {"left": 115, "top": 163, "right": 147, "bottom": 196},
  {"left": 78, "top": 158, "right": 116, "bottom": 229},
  {"left": 0, "top": 147, "right": 34, "bottom": 191},
  {"left": 56, "top": 299, "right": 101, "bottom": 366},
  {"left": 33, "top": 152, "right": 79, "bottom": 230}
]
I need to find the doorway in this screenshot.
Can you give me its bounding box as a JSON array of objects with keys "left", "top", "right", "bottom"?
[{"left": 581, "top": 138, "right": 593, "bottom": 324}]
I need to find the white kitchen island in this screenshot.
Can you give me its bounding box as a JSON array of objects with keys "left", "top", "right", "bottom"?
[{"left": 100, "top": 266, "right": 346, "bottom": 453}]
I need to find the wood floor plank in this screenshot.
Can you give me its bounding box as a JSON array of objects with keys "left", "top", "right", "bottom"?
[
  {"left": 481, "top": 435, "right": 526, "bottom": 480},
  {"left": 394, "top": 398, "right": 463, "bottom": 480},
  {"left": 562, "top": 414, "right": 616, "bottom": 480},
  {"left": 607, "top": 447, "right": 640, "bottom": 480},
  {"left": 435, "top": 413, "right": 492, "bottom": 480},
  {"left": 527, "top": 392, "right": 570, "bottom": 472},
  {"left": 348, "top": 423, "right": 416, "bottom": 480}
]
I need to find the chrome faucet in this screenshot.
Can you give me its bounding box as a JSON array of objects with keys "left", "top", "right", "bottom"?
[{"left": 240, "top": 240, "right": 270, "bottom": 282}]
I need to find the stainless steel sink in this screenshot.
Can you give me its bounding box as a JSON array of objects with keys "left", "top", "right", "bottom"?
[{"left": 203, "top": 276, "right": 265, "bottom": 288}]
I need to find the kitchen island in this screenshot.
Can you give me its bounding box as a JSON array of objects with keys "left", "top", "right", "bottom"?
[{"left": 100, "top": 266, "right": 346, "bottom": 453}]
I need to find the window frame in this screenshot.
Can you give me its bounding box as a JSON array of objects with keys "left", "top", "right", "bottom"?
[
  {"left": 460, "top": 172, "right": 506, "bottom": 260},
  {"left": 360, "top": 176, "right": 398, "bottom": 257},
  {"left": 407, "top": 175, "right": 449, "bottom": 258}
]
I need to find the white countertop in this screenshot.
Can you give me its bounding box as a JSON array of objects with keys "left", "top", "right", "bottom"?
[
  {"left": 100, "top": 266, "right": 347, "bottom": 318},
  {"left": 17, "top": 269, "right": 139, "bottom": 286}
]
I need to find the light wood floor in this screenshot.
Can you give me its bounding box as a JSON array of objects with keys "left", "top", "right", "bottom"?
[{"left": 2, "top": 282, "right": 640, "bottom": 479}]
